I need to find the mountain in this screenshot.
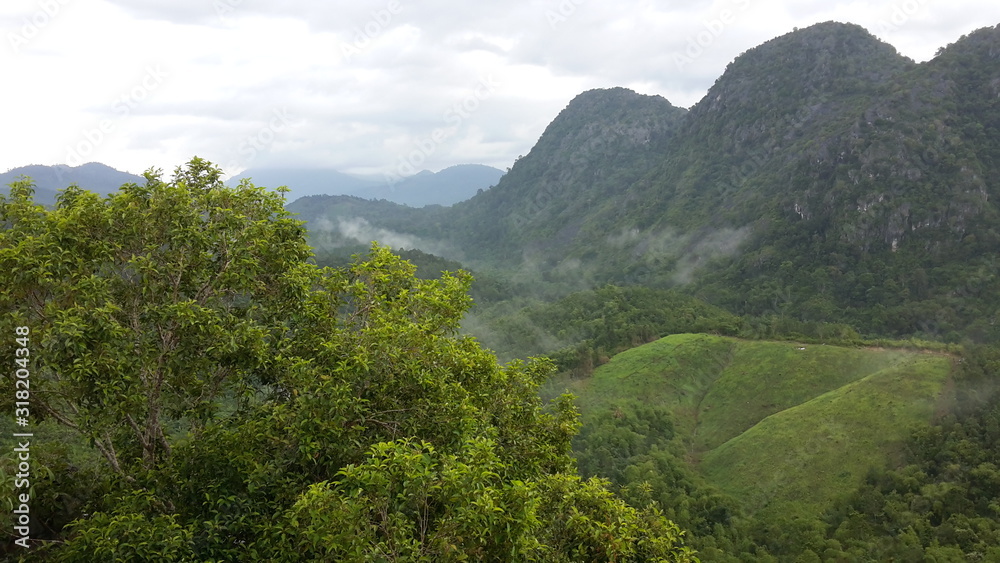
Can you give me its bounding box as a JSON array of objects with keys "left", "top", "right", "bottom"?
[
  {"left": 298, "top": 22, "right": 1000, "bottom": 343},
  {"left": 439, "top": 22, "right": 922, "bottom": 271},
  {"left": 287, "top": 87, "right": 687, "bottom": 268},
  {"left": 226, "top": 167, "right": 378, "bottom": 201},
  {"left": 233, "top": 164, "right": 504, "bottom": 207},
  {"left": 356, "top": 164, "right": 504, "bottom": 207},
  {"left": 443, "top": 87, "right": 688, "bottom": 265},
  {"left": 0, "top": 163, "right": 145, "bottom": 205},
  {"left": 676, "top": 22, "right": 1000, "bottom": 337}
]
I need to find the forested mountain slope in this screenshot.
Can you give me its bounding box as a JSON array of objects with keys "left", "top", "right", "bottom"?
[{"left": 296, "top": 22, "right": 1000, "bottom": 343}]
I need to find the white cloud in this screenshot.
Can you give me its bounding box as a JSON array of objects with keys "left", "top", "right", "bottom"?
[{"left": 321, "top": 216, "right": 453, "bottom": 257}]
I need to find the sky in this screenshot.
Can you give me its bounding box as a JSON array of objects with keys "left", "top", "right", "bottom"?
[{"left": 2, "top": 0, "right": 998, "bottom": 182}]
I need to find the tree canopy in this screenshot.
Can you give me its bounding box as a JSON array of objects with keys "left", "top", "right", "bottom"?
[{"left": 0, "top": 158, "right": 695, "bottom": 561}]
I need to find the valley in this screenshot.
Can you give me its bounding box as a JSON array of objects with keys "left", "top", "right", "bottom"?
[{"left": 285, "top": 21, "right": 1000, "bottom": 559}]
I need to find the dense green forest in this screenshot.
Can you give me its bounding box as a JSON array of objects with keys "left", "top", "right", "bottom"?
[
  {"left": 0, "top": 161, "right": 696, "bottom": 560},
  {"left": 287, "top": 23, "right": 1000, "bottom": 561},
  {"left": 5, "top": 20, "right": 1000, "bottom": 563}
]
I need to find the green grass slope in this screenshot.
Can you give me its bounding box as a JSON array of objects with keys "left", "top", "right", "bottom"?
[
  {"left": 557, "top": 333, "right": 955, "bottom": 518},
  {"left": 700, "top": 353, "right": 953, "bottom": 518}
]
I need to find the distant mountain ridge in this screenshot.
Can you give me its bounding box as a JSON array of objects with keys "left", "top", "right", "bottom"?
[
  {"left": 229, "top": 163, "right": 504, "bottom": 207},
  {"left": 225, "top": 167, "right": 375, "bottom": 200},
  {"left": 0, "top": 163, "right": 145, "bottom": 205},
  {"left": 1, "top": 162, "right": 504, "bottom": 209},
  {"left": 359, "top": 164, "right": 505, "bottom": 207}
]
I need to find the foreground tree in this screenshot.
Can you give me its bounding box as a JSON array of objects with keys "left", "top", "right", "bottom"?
[
  {"left": 1, "top": 159, "right": 696, "bottom": 561},
  {"left": 0, "top": 157, "right": 313, "bottom": 473}
]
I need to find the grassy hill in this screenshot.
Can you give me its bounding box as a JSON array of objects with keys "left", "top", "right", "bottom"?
[{"left": 552, "top": 333, "right": 956, "bottom": 520}]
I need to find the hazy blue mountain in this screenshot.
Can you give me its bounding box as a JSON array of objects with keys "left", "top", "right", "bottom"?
[
  {"left": 233, "top": 164, "right": 504, "bottom": 207},
  {"left": 354, "top": 164, "right": 505, "bottom": 207},
  {"left": 226, "top": 167, "right": 378, "bottom": 201},
  {"left": 0, "top": 163, "right": 145, "bottom": 205}
]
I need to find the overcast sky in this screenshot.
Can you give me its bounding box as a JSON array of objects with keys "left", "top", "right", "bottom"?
[{"left": 2, "top": 1, "right": 998, "bottom": 181}]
